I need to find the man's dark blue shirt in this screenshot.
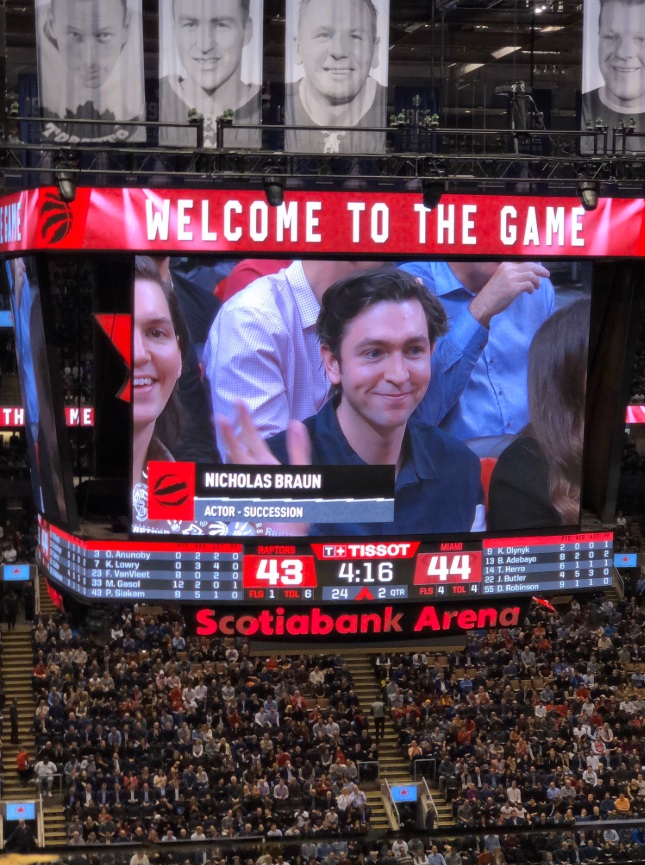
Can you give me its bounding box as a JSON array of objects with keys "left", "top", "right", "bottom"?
[{"left": 268, "top": 398, "right": 483, "bottom": 536}]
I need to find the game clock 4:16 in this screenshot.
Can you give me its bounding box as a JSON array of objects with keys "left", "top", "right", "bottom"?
[{"left": 334, "top": 561, "right": 395, "bottom": 583}]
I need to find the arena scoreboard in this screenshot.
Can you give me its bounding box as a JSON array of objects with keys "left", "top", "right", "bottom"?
[{"left": 37, "top": 519, "right": 613, "bottom": 604}]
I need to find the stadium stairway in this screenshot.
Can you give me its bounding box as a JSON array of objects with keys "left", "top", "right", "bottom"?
[
  {"left": 2, "top": 620, "right": 66, "bottom": 845},
  {"left": 344, "top": 652, "right": 455, "bottom": 828},
  {"left": 38, "top": 576, "right": 58, "bottom": 617},
  {"left": 36, "top": 580, "right": 67, "bottom": 843},
  {"left": 2, "top": 625, "right": 36, "bottom": 800}
]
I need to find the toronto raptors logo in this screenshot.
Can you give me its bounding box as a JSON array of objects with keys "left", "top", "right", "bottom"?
[
  {"left": 153, "top": 473, "right": 190, "bottom": 508},
  {"left": 39, "top": 192, "right": 73, "bottom": 244},
  {"left": 147, "top": 461, "right": 195, "bottom": 521}
]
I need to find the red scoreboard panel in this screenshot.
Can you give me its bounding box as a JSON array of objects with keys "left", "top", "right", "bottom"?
[{"left": 38, "top": 518, "right": 612, "bottom": 605}]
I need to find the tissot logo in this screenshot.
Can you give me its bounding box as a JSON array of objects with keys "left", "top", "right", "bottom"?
[
  {"left": 39, "top": 193, "right": 73, "bottom": 244},
  {"left": 194, "top": 603, "right": 522, "bottom": 641}
]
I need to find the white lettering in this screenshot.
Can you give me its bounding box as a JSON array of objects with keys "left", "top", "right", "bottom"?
[
  {"left": 177, "top": 200, "right": 193, "bottom": 241},
  {"left": 545, "top": 206, "right": 565, "bottom": 246},
  {"left": 462, "top": 204, "right": 477, "bottom": 245},
  {"left": 436, "top": 204, "right": 455, "bottom": 244},
  {"left": 145, "top": 199, "right": 170, "bottom": 241},
  {"left": 201, "top": 200, "right": 218, "bottom": 241},
  {"left": 500, "top": 206, "right": 517, "bottom": 246},
  {"left": 276, "top": 201, "right": 298, "bottom": 242},
  {"left": 347, "top": 202, "right": 366, "bottom": 243},
  {"left": 571, "top": 207, "right": 585, "bottom": 246},
  {"left": 414, "top": 203, "right": 428, "bottom": 244},
  {"left": 249, "top": 200, "right": 268, "bottom": 242},
  {"left": 306, "top": 201, "right": 322, "bottom": 242},
  {"left": 224, "top": 200, "right": 242, "bottom": 241},
  {"left": 523, "top": 206, "right": 539, "bottom": 245},
  {"left": 371, "top": 203, "right": 389, "bottom": 243}
]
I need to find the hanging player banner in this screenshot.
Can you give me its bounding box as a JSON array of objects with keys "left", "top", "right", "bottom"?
[
  {"left": 284, "top": 0, "right": 390, "bottom": 154},
  {"left": 581, "top": 0, "right": 645, "bottom": 152},
  {"left": 158, "top": 0, "right": 263, "bottom": 149},
  {"left": 35, "top": 0, "right": 146, "bottom": 143}
]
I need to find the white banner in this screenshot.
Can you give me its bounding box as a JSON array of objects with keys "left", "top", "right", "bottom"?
[
  {"left": 158, "top": 0, "right": 263, "bottom": 148},
  {"left": 284, "top": 0, "right": 390, "bottom": 154},
  {"left": 581, "top": 0, "right": 645, "bottom": 152},
  {"left": 35, "top": 0, "right": 145, "bottom": 143}
]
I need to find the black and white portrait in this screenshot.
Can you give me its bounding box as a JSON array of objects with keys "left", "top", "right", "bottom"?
[
  {"left": 581, "top": 0, "right": 645, "bottom": 152},
  {"left": 158, "top": 0, "right": 263, "bottom": 148},
  {"left": 35, "top": 0, "right": 145, "bottom": 143},
  {"left": 284, "top": 0, "right": 390, "bottom": 154}
]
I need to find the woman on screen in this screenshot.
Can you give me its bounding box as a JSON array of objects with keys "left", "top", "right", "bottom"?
[
  {"left": 487, "top": 297, "right": 590, "bottom": 530},
  {"left": 132, "top": 256, "right": 188, "bottom": 506}
]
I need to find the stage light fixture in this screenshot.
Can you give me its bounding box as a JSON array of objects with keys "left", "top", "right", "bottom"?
[
  {"left": 577, "top": 178, "right": 599, "bottom": 212},
  {"left": 55, "top": 160, "right": 78, "bottom": 203},
  {"left": 263, "top": 175, "right": 285, "bottom": 207},
  {"left": 422, "top": 179, "right": 444, "bottom": 210}
]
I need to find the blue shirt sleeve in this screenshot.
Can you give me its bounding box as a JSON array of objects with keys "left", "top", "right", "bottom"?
[{"left": 398, "top": 261, "right": 489, "bottom": 427}]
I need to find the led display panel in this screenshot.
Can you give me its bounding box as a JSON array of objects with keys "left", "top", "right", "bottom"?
[
  {"left": 3, "top": 257, "right": 77, "bottom": 527},
  {"left": 130, "top": 256, "right": 592, "bottom": 540}
]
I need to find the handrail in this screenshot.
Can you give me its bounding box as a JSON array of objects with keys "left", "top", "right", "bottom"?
[
  {"left": 34, "top": 567, "right": 41, "bottom": 617},
  {"left": 356, "top": 760, "right": 380, "bottom": 784},
  {"left": 36, "top": 794, "right": 45, "bottom": 848},
  {"left": 381, "top": 778, "right": 401, "bottom": 830},
  {"left": 613, "top": 565, "right": 625, "bottom": 599},
  {"left": 36, "top": 771, "right": 64, "bottom": 797},
  {"left": 422, "top": 777, "right": 439, "bottom": 829},
  {"left": 413, "top": 757, "right": 437, "bottom": 783}
]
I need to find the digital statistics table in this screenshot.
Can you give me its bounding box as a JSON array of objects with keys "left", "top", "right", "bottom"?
[
  {"left": 38, "top": 519, "right": 613, "bottom": 606},
  {"left": 39, "top": 522, "right": 243, "bottom": 601}
]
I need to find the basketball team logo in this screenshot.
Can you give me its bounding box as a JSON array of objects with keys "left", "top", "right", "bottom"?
[
  {"left": 39, "top": 192, "right": 74, "bottom": 244},
  {"left": 148, "top": 461, "right": 195, "bottom": 521}
]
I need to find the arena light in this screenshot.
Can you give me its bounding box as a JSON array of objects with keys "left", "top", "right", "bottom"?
[
  {"left": 422, "top": 179, "right": 444, "bottom": 210},
  {"left": 263, "top": 174, "right": 285, "bottom": 207},
  {"left": 55, "top": 158, "right": 78, "bottom": 203},
  {"left": 577, "top": 178, "right": 599, "bottom": 212}
]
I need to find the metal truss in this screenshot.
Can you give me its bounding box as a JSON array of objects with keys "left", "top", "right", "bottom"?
[{"left": 2, "top": 121, "right": 645, "bottom": 195}]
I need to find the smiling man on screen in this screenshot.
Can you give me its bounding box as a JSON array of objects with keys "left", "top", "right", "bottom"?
[{"left": 218, "top": 268, "right": 485, "bottom": 537}]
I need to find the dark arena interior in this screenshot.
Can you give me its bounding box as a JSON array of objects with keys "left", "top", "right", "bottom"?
[{"left": 1, "top": 1, "right": 645, "bottom": 864}]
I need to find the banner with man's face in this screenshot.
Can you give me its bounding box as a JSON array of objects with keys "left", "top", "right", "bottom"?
[
  {"left": 35, "top": 0, "right": 145, "bottom": 143},
  {"left": 581, "top": 0, "right": 645, "bottom": 152},
  {"left": 284, "top": 0, "right": 390, "bottom": 154},
  {"left": 158, "top": 0, "right": 264, "bottom": 149}
]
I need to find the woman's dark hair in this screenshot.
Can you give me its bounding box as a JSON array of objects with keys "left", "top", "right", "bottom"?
[
  {"left": 528, "top": 297, "right": 591, "bottom": 524},
  {"left": 134, "top": 255, "right": 189, "bottom": 452},
  {"left": 316, "top": 267, "right": 448, "bottom": 358}
]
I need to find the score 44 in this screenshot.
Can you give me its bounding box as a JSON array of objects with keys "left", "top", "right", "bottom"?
[{"left": 414, "top": 552, "right": 482, "bottom": 585}]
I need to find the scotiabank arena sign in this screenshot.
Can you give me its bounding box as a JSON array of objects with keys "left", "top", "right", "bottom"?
[{"left": 193, "top": 601, "right": 530, "bottom": 644}]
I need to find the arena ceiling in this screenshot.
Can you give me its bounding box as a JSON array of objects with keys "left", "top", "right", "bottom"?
[{"left": 3, "top": 0, "right": 585, "bottom": 122}]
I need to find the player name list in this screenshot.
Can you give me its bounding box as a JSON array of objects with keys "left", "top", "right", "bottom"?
[
  {"left": 482, "top": 533, "right": 613, "bottom": 593},
  {"left": 46, "top": 534, "right": 244, "bottom": 601}
]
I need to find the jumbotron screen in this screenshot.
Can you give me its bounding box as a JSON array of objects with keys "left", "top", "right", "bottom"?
[
  {"left": 3, "top": 250, "right": 605, "bottom": 610},
  {"left": 132, "top": 256, "right": 592, "bottom": 542}
]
